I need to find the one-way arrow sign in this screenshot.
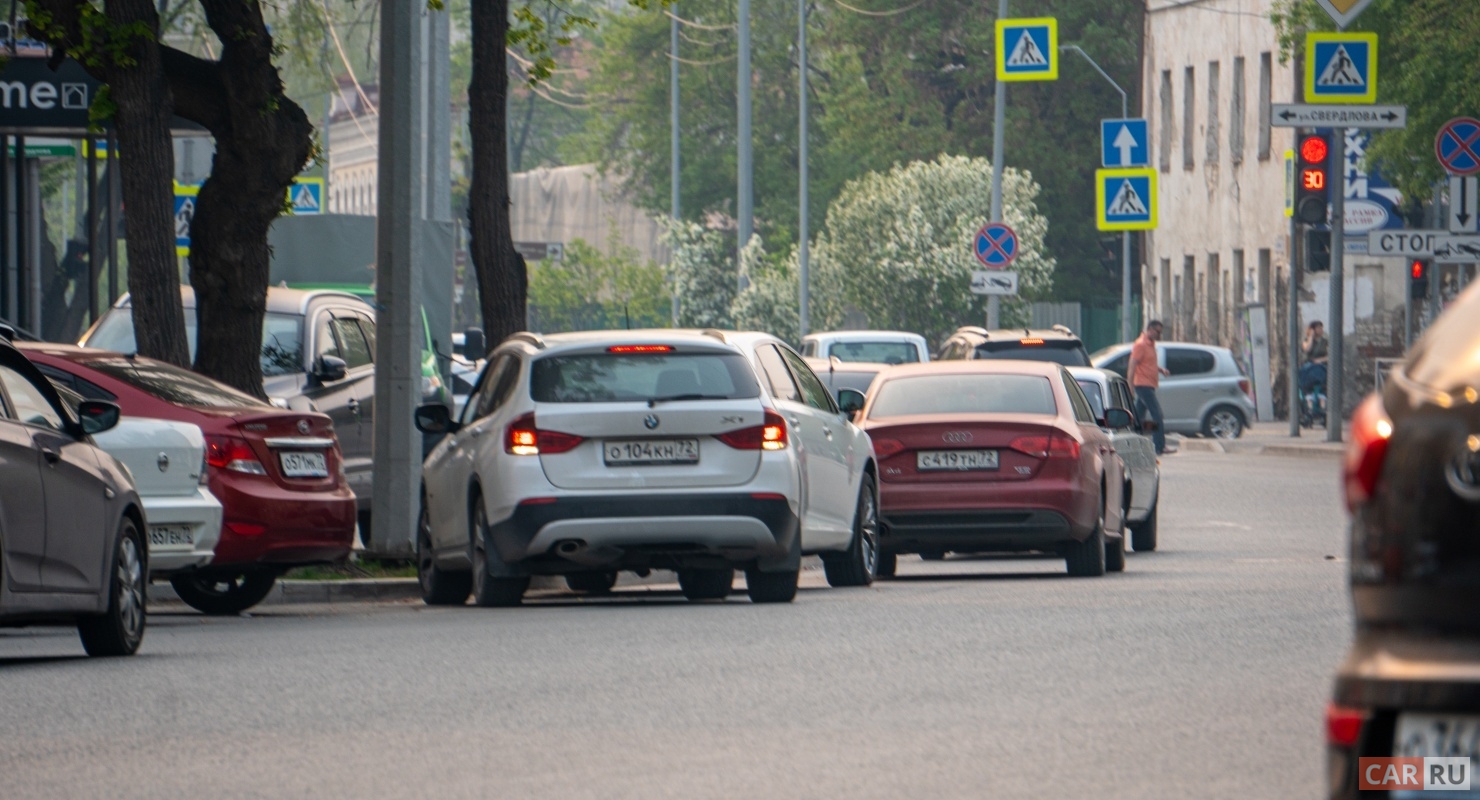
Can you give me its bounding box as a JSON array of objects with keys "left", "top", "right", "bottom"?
[
  {"left": 1451, "top": 176, "right": 1479, "bottom": 233},
  {"left": 1100, "top": 118, "right": 1149, "bottom": 168},
  {"left": 1270, "top": 103, "right": 1407, "bottom": 129}
]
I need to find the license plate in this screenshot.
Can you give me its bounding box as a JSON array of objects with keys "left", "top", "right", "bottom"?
[
  {"left": 603, "top": 438, "right": 700, "bottom": 466},
  {"left": 917, "top": 449, "right": 999, "bottom": 471},
  {"left": 279, "top": 451, "right": 329, "bottom": 478},
  {"left": 1394, "top": 713, "right": 1480, "bottom": 797},
  {"left": 148, "top": 525, "right": 194, "bottom": 547}
]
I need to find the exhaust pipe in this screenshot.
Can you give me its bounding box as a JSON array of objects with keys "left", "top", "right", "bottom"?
[{"left": 555, "top": 539, "right": 587, "bottom": 556}]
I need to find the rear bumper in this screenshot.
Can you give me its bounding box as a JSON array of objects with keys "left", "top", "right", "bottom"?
[
  {"left": 878, "top": 479, "right": 1094, "bottom": 553},
  {"left": 142, "top": 487, "right": 223, "bottom": 575},
  {"left": 207, "top": 476, "right": 356, "bottom": 566},
  {"left": 488, "top": 493, "right": 799, "bottom": 572}
]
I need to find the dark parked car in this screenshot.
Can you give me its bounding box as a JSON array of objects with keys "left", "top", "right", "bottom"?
[
  {"left": 935, "top": 325, "right": 1092, "bottom": 366},
  {"left": 1326, "top": 280, "right": 1480, "bottom": 798},
  {"left": 0, "top": 330, "right": 147, "bottom": 656}
]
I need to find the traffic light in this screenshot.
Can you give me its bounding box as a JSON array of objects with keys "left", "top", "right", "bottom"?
[
  {"left": 1295, "top": 132, "right": 1332, "bottom": 225},
  {"left": 1410, "top": 259, "right": 1430, "bottom": 300},
  {"left": 1306, "top": 228, "right": 1331, "bottom": 273}
]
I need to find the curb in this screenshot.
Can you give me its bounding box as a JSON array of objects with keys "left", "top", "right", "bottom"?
[
  {"left": 1167, "top": 438, "right": 1342, "bottom": 460},
  {"left": 147, "top": 570, "right": 690, "bottom": 607}
]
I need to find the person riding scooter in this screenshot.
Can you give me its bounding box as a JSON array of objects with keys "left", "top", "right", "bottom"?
[{"left": 1299, "top": 321, "right": 1329, "bottom": 428}]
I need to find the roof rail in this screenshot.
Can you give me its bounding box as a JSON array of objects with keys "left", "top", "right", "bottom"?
[
  {"left": 959, "top": 326, "right": 989, "bottom": 337},
  {"left": 1051, "top": 324, "right": 1075, "bottom": 336},
  {"left": 700, "top": 328, "right": 729, "bottom": 343},
  {"left": 506, "top": 332, "right": 546, "bottom": 350}
]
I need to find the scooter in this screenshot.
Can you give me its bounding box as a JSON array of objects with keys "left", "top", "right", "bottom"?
[{"left": 1298, "top": 361, "right": 1328, "bottom": 429}]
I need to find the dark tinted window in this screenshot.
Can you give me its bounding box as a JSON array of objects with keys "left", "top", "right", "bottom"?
[
  {"left": 869, "top": 374, "right": 1056, "bottom": 418},
  {"left": 1063, "top": 371, "right": 1096, "bottom": 423},
  {"left": 1076, "top": 380, "right": 1106, "bottom": 419},
  {"left": 87, "top": 309, "right": 303, "bottom": 378},
  {"left": 974, "top": 340, "right": 1090, "bottom": 366},
  {"left": 780, "top": 347, "right": 836, "bottom": 412},
  {"left": 331, "top": 317, "right": 373, "bottom": 369},
  {"left": 531, "top": 352, "right": 760, "bottom": 403},
  {"left": 84, "top": 357, "right": 270, "bottom": 408},
  {"left": 827, "top": 341, "right": 919, "bottom": 365},
  {"left": 755, "top": 345, "right": 801, "bottom": 403},
  {"left": 1166, "top": 347, "right": 1216, "bottom": 375}
]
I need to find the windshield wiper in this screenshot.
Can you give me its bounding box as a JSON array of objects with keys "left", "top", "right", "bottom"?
[{"left": 647, "top": 393, "right": 731, "bottom": 407}]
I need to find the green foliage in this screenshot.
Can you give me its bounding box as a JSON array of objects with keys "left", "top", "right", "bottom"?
[
  {"left": 528, "top": 238, "right": 672, "bottom": 332},
  {"left": 663, "top": 221, "right": 736, "bottom": 328}
]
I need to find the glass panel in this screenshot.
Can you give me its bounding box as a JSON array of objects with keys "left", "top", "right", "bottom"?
[
  {"left": 0, "top": 364, "right": 65, "bottom": 430},
  {"left": 83, "top": 357, "right": 270, "bottom": 409},
  {"left": 826, "top": 341, "right": 919, "bottom": 364},
  {"left": 530, "top": 353, "right": 760, "bottom": 404},
  {"left": 869, "top": 375, "right": 1056, "bottom": 418}
]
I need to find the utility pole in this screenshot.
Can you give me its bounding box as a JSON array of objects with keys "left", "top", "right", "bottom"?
[
  {"left": 1289, "top": 132, "right": 1303, "bottom": 438},
  {"left": 986, "top": 0, "right": 1008, "bottom": 329},
  {"left": 736, "top": 0, "right": 753, "bottom": 288},
  {"left": 670, "top": 8, "right": 681, "bottom": 325},
  {"left": 1326, "top": 125, "right": 1345, "bottom": 442},
  {"left": 797, "top": 0, "right": 810, "bottom": 337}
]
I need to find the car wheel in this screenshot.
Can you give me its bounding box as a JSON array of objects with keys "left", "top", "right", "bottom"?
[
  {"left": 1131, "top": 500, "right": 1159, "bottom": 552},
  {"left": 1201, "top": 405, "right": 1245, "bottom": 439},
  {"left": 822, "top": 475, "right": 879, "bottom": 588},
  {"left": 876, "top": 552, "right": 898, "bottom": 579},
  {"left": 1106, "top": 532, "right": 1126, "bottom": 573},
  {"left": 470, "top": 498, "right": 528, "bottom": 608},
  {"left": 565, "top": 571, "right": 618, "bottom": 594},
  {"left": 418, "top": 498, "right": 471, "bottom": 606},
  {"left": 170, "top": 567, "right": 278, "bottom": 615},
  {"left": 1064, "top": 507, "right": 1107, "bottom": 578},
  {"left": 919, "top": 550, "right": 946, "bottom": 561},
  {"left": 678, "top": 568, "right": 733, "bottom": 600},
  {"left": 744, "top": 566, "right": 798, "bottom": 603},
  {"left": 78, "top": 517, "right": 146, "bottom": 657}
]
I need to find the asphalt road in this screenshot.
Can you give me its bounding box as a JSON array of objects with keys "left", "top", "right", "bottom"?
[{"left": 0, "top": 450, "right": 1351, "bottom": 799}]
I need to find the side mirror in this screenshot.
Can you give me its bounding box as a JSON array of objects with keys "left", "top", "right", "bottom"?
[
  {"left": 462, "top": 328, "right": 486, "bottom": 360},
  {"left": 1103, "top": 407, "right": 1134, "bottom": 430},
  {"left": 837, "top": 388, "right": 866, "bottom": 418},
  {"left": 76, "top": 400, "right": 121, "bottom": 435},
  {"left": 313, "top": 355, "right": 348, "bottom": 383},
  {"left": 414, "top": 403, "right": 456, "bottom": 435}
]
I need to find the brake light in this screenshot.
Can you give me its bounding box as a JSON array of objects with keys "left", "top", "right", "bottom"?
[
  {"left": 872, "top": 438, "right": 905, "bottom": 459},
  {"left": 1325, "top": 702, "right": 1367, "bottom": 747},
  {"left": 505, "top": 413, "right": 585, "bottom": 456},
  {"left": 717, "top": 410, "right": 788, "bottom": 450},
  {"left": 607, "top": 345, "right": 673, "bottom": 353},
  {"left": 224, "top": 521, "right": 267, "bottom": 537},
  {"left": 1009, "top": 433, "right": 1080, "bottom": 459},
  {"left": 1019, "top": 338, "right": 1045, "bottom": 345},
  {"left": 1344, "top": 394, "right": 1393, "bottom": 512},
  {"left": 206, "top": 436, "right": 267, "bottom": 475},
  {"left": 1238, "top": 378, "right": 1252, "bottom": 399}
]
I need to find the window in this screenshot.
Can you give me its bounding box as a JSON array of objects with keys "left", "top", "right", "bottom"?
[
  {"left": 827, "top": 341, "right": 919, "bottom": 365},
  {"left": 0, "top": 363, "right": 65, "bottom": 430},
  {"left": 1166, "top": 347, "right": 1216, "bottom": 376},
  {"left": 1112, "top": 379, "right": 1136, "bottom": 413},
  {"left": 1257, "top": 52, "right": 1273, "bottom": 161},
  {"left": 315, "top": 315, "right": 340, "bottom": 362},
  {"left": 1258, "top": 249, "right": 1272, "bottom": 306},
  {"left": 1062, "top": 371, "right": 1096, "bottom": 424},
  {"left": 530, "top": 352, "right": 760, "bottom": 404},
  {"left": 1231, "top": 56, "right": 1246, "bottom": 165},
  {"left": 935, "top": 339, "right": 968, "bottom": 361},
  {"left": 974, "top": 340, "right": 1090, "bottom": 367},
  {"left": 472, "top": 355, "right": 520, "bottom": 422},
  {"left": 755, "top": 345, "right": 801, "bottom": 402},
  {"left": 1100, "top": 352, "right": 1129, "bottom": 378},
  {"left": 356, "top": 313, "right": 376, "bottom": 355},
  {"left": 331, "top": 317, "right": 373, "bottom": 369},
  {"left": 1075, "top": 379, "right": 1106, "bottom": 419},
  {"left": 1182, "top": 256, "right": 1196, "bottom": 338},
  {"left": 869, "top": 374, "right": 1056, "bottom": 419},
  {"left": 1206, "top": 61, "right": 1220, "bottom": 164},
  {"left": 1160, "top": 258, "right": 1172, "bottom": 321},
  {"left": 86, "top": 308, "right": 304, "bottom": 377},
  {"left": 33, "top": 363, "right": 116, "bottom": 401},
  {"left": 780, "top": 347, "right": 836, "bottom": 412},
  {"left": 1183, "top": 66, "right": 1196, "bottom": 170},
  {"left": 83, "top": 357, "right": 269, "bottom": 409},
  {"left": 1233, "top": 249, "right": 1246, "bottom": 309},
  {"left": 1159, "top": 70, "right": 1173, "bottom": 172},
  {"left": 800, "top": 341, "right": 817, "bottom": 357},
  {"left": 1207, "top": 253, "right": 1221, "bottom": 344}
]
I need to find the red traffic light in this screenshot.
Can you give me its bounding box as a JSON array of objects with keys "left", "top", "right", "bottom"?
[
  {"left": 1301, "top": 135, "right": 1329, "bottom": 164},
  {"left": 1411, "top": 260, "right": 1425, "bottom": 280}
]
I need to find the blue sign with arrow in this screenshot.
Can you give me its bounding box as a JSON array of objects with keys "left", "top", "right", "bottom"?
[{"left": 1101, "top": 118, "right": 1149, "bottom": 168}]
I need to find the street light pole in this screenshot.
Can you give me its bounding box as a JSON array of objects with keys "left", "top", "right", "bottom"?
[
  {"left": 737, "top": 0, "right": 753, "bottom": 288},
  {"left": 797, "top": 0, "right": 810, "bottom": 337},
  {"left": 670, "top": 8, "right": 681, "bottom": 324},
  {"left": 1062, "top": 44, "right": 1133, "bottom": 343},
  {"left": 986, "top": 0, "right": 1008, "bottom": 329}
]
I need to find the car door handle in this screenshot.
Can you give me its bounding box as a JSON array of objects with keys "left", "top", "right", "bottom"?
[
  {"left": 822, "top": 426, "right": 833, "bottom": 439},
  {"left": 40, "top": 446, "right": 61, "bottom": 465},
  {"left": 469, "top": 427, "right": 484, "bottom": 438},
  {"left": 789, "top": 416, "right": 800, "bottom": 427}
]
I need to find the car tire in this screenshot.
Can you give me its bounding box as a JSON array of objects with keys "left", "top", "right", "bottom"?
[
  {"left": 919, "top": 550, "right": 946, "bottom": 561},
  {"left": 745, "top": 567, "right": 799, "bottom": 604},
  {"left": 78, "top": 517, "right": 147, "bottom": 657},
  {"left": 1131, "top": 500, "right": 1159, "bottom": 552},
  {"left": 1105, "top": 532, "right": 1126, "bottom": 573},
  {"left": 1064, "top": 509, "right": 1107, "bottom": 578},
  {"left": 470, "top": 498, "right": 528, "bottom": 607},
  {"left": 418, "top": 498, "right": 470, "bottom": 606},
  {"left": 678, "top": 568, "right": 733, "bottom": 600},
  {"left": 171, "top": 567, "right": 278, "bottom": 615},
  {"left": 1201, "top": 405, "right": 1245, "bottom": 439},
  {"left": 876, "top": 552, "right": 897, "bottom": 579},
  {"left": 822, "top": 475, "right": 879, "bottom": 588},
  {"left": 566, "top": 571, "right": 619, "bottom": 594}
]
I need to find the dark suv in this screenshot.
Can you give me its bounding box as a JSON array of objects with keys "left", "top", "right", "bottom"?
[{"left": 935, "top": 325, "right": 1092, "bottom": 366}]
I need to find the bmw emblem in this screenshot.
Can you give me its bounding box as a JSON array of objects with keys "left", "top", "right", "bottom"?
[
  {"left": 644, "top": 414, "right": 660, "bottom": 430},
  {"left": 298, "top": 419, "right": 311, "bottom": 434}
]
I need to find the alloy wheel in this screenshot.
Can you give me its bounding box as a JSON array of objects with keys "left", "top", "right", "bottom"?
[
  {"left": 1208, "top": 410, "right": 1242, "bottom": 439},
  {"left": 117, "top": 536, "right": 145, "bottom": 640}
]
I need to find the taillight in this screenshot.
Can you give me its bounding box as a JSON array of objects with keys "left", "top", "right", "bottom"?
[
  {"left": 224, "top": 521, "right": 267, "bottom": 537},
  {"left": 1344, "top": 394, "right": 1393, "bottom": 513},
  {"left": 206, "top": 436, "right": 267, "bottom": 475},
  {"left": 1238, "top": 378, "right": 1252, "bottom": 399},
  {"left": 872, "top": 438, "right": 905, "bottom": 459},
  {"left": 1325, "top": 702, "right": 1367, "bottom": 747},
  {"left": 717, "top": 410, "right": 789, "bottom": 451},
  {"left": 505, "top": 413, "right": 584, "bottom": 456},
  {"left": 1009, "top": 433, "right": 1080, "bottom": 459}
]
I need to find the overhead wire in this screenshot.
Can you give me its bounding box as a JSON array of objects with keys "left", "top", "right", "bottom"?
[
  {"left": 824, "top": 0, "right": 924, "bottom": 16},
  {"left": 318, "top": 0, "right": 378, "bottom": 117},
  {"left": 664, "top": 9, "right": 734, "bottom": 31}
]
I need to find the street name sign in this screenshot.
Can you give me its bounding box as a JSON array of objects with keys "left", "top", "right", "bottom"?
[
  {"left": 1367, "top": 229, "right": 1480, "bottom": 262},
  {"left": 1315, "top": 0, "right": 1375, "bottom": 28},
  {"left": 973, "top": 222, "right": 1019, "bottom": 269},
  {"left": 1450, "top": 176, "right": 1478, "bottom": 233},
  {"left": 1095, "top": 168, "right": 1157, "bottom": 231},
  {"left": 1270, "top": 104, "right": 1406, "bottom": 129},
  {"left": 971, "top": 270, "right": 1019, "bottom": 296},
  {"left": 995, "top": 18, "right": 1057, "bottom": 82},
  {"left": 1305, "top": 32, "right": 1377, "bottom": 105},
  {"left": 1100, "top": 118, "right": 1149, "bottom": 168},
  {"left": 1436, "top": 117, "right": 1480, "bottom": 177}
]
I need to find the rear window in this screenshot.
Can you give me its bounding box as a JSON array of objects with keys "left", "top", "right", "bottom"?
[
  {"left": 869, "top": 374, "right": 1057, "bottom": 418},
  {"left": 1166, "top": 348, "right": 1216, "bottom": 376},
  {"left": 974, "top": 340, "right": 1089, "bottom": 366},
  {"left": 83, "top": 357, "right": 270, "bottom": 409},
  {"left": 827, "top": 341, "right": 919, "bottom": 365},
  {"left": 531, "top": 352, "right": 761, "bottom": 403},
  {"left": 87, "top": 310, "right": 305, "bottom": 378}
]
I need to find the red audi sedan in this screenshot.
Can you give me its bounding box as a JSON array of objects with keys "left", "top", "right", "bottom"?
[
  {"left": 20, "top": 344, "right": 357, "bottom": 614},
  {"left": 856, "top": 360, "right": 1130, "bottom": 578}
]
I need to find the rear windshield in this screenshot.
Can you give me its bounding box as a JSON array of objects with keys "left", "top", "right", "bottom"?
[
  {"left": 869, "top": 374, "right": 1057, "bottom": 418},
  {"left": 83, "top": 357, "right": 271, "bottom": 409},
  {"left": 87, "top": 310, "right": 305, "bottom": 378},
  {"left": 827, "top": 341, "right": 919, "bottom": 365},
  {"left": 974, "top": 340, "right": 1089, "bottom": 367},
  {"left": 531, "top": 352, "right": 761, "bottom": 403}
]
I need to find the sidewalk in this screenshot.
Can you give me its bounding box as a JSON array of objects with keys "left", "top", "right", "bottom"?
[{"left": 1170, "top": 424, "right": 1346, "bottom": 459}]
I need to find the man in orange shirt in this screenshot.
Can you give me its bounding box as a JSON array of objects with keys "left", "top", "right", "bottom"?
[{"left": 1127, "top": 320, "right": 1171, "bottom": 454}]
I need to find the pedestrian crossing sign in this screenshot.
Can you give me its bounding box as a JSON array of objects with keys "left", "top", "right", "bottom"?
[
  {"left": 1095, "top": 168, "right": 1157, "bottom": 231},
  {"left": 173, "top": 182, "right": 201, "bottom": 256},
  {"left": 1305, "top": 32, "right": 1377, "bottom": 105},
  {"left": 287, "top": 178, "right": 324, "bottom": 215},
  {"left": 995, "top": 18, "right": 1057, "bottom": 82}
]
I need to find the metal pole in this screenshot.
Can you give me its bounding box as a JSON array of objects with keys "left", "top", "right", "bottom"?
[
  {"left": 27, "top": 157, "right": 40, "bottom": 334},
  {"left": 736, "top": 0, "right": 753, "bottom": 284},
  {"left": 797, "top": 0, "right": 809, "bottom": 338},
  {"left": 1288, "top": 135, "right": 1302, "bottom": 438},
  {"left": 13, "top": 136, "right": 24, "bottom": 328},
  {"left": 86, "top": 136, "right": 98, "bottom": 323},
  {"left": 1326, "top": 124, "right": 1345, "bottom": 442},
  {"left": 670, "top": 8, "right": 680, "bottom": 325},
  {"left": 987, "top": 0, "right": 1008, "bottom": 329},
  {"left": 106, "top": 130, "right": 119, "bottom": 305},
  {"left": 1, "top": 135, "right": 8, "bottom": 324}
]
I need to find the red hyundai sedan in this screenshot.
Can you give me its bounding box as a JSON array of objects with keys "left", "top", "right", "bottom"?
[
  {"left": 20, "top": 344, "right": 357, "bottom": 614},
  {"left": 857, "top": 360, "right": 1130, "bottom": 578}
]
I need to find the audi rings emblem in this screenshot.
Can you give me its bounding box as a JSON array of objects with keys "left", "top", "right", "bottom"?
[
  {"left": 298, "top": 419, "right": 312, "bottom": 434},
  {"left": 942, "top": 431, "right": 974, "bottom": 444},
  {"left": 644, "top": 414, "right": 660, "bottom": 430}
]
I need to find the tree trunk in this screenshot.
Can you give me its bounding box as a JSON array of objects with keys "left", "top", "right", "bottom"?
[{"left": 469, "top": 0, "right": 528, "bottom": 348}]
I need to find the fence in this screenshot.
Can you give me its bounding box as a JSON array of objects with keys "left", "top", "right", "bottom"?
[{"left": 1030, "top": 301, "right": 1139, "bottom": 354}]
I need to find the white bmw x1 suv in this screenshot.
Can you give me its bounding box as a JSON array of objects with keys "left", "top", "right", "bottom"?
[{"left": 413, "top": 329, "right": 880, "bottom": 605}]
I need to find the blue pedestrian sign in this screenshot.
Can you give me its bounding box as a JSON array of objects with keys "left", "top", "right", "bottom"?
[
  {"left": 1095, "top": 168, "right": 1158, "bottom": 231},
  {"left": 1101, "top": 118, "right": 1149, "bottom": 168},
  {"left": 287, "top": 178, "right": 324, "bottom": 215},
  {"left": 995, "top": 18, "right": 1057, "bottom": 82},
  {"left": 173, "top": 182, "right": 200, "bottom": 256},
  {"left": 1305, "top": 32, "right": 1377, "bottom": 105},
  {"left": 974, "top": 222, "right": 1019, "bottom": 268}
]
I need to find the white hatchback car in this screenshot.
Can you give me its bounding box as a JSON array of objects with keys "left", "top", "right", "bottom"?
[{"left": 414, "top": 330, "right": 880, "bottom": 606}]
